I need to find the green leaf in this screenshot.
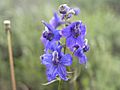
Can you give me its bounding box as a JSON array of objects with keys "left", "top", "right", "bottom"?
[{"left": 42, "top": 79, "right": 58, "bottom": 85}]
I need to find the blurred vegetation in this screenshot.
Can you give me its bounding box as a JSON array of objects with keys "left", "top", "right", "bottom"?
[{"left": 0, "top": 0, "right": 120, "bottom": 90}]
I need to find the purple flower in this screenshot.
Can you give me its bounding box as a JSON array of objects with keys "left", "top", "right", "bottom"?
[
  {"left": 74, "top": 47, "right": 87, "bottom": 64},
  {"left": 61, "top": 21, "right": 86, "bottom": 48},
  {"left": 40, "top": 35, "right": 47, "bottom": 46},
  {"left": 41, "top": 21, "right": 61, "bottom": 51},
  {"left": 49, "top": 12, "right": 63, "bottom": 29},
  {"left": 73, "top": 8, "right": 80, "bottom": 15},
  {"left": 83, "top": 44, "right": 90, "bottom": 52},
  {"left": 71, "top": 41, "right": 89, "bottom": 64},
  {"left": 40, "top": 4, "right": 90, "bottom": 83},
  {"left": 40, "top": 45, "right": 72, "bottom": 81}
]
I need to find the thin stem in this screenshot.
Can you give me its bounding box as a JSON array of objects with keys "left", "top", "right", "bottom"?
[
  {"left": 8, "top": 30, "right": 16, "bottom": 90},
  {"left": 4, "top": 20, "right": 17, "bottom": 90},
  {"left": 72, "top": 50, "right": 76, "bottom": 56},
  {"left": 74, "top": 80, "right": 78, "bottom": 90},
  {"left": 67, "top": 66, "right": 71, "bottom": 72},
  {"left": 63, "top": 16, "right": 68, "bottom": 55},
  {"left": 64, "top": 39, "right": 66, "bottom": 54},
  {"left": 58, "top": 80, "right": 62, "bottom": 90},
  {"left": 73, "top": 64, "right": 82, "bottom": 90},
  {"left": 64, "top": 19, "right": 71, "bottom": 72}
]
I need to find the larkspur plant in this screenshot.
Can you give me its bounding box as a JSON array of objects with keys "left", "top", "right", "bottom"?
[{"left": 40, "top": 4, "right": 89, "bottom": 85}]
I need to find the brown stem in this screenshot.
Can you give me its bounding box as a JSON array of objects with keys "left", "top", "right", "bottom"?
[{"left": 4, "top": 20, "right": 16, "bottom": 90}]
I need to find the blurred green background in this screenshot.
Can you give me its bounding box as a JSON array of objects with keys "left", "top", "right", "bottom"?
[{"left": 0, "top": 0, "right": 120, "bottom": 90}]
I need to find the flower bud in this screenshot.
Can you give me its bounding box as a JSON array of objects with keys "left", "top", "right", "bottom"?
[{"left": 59, "top": 4, "right": 70, "bottom": 14}]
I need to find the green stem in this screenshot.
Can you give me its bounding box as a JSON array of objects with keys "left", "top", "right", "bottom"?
[
  {"left": 58, "top": 80, "right": 62, "bottom": 90},
  {"left": 64, "top": 39, "right": 66, "bottom": 54},
  {"left": 74, "top": 80, "right": 78, "bottom": 90},
  {"left": 73, "top": 64, "right": 82, "bottom": 90},
  {"left": 64, "top": 16, "right": 68, "bottom": 55},
  {"left": 67, "top": 66, "right": 71, "bottom": 71},
  {"left": 63, "top": 38, "right": 71, "bottom": 72}
]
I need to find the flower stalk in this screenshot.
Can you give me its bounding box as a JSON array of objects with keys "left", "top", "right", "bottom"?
[
  {"left": 40, "top": 4, "right": 89, "bottom": 90},
  {"left": 58, "top": 79, "right": 62, "bottom": 90}
]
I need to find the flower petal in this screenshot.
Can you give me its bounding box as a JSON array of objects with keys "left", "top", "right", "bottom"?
[
  {"left": 80, "top": 24, "right": 86, "bottom": 37},
  {"left": 79, "top": 54, "right": 87, "bottom": 64},
  {"left": 53, "top": 30, "right": 61, "bottom": 40},
  {"left": 74, "top": 48, "right": 83, "bottom": 57},
  {"left": 73, "top": 8, "right": 80, "bottom": 15},
  {"left": 57, "top": 64, "right": 68, "bottom": 81},
  {"left": 49, "top": 12, "right": 61, "bottom": 29},
  {"left": 66, "top": 36, "right": 76, "bottom": 47},
  {"left": 45, "top": 40, "right": 56, "bottom": 51},
  {"left": 76, "top": 36, "right": 84, "bottom": 48},
  {"left": 61, "top": 27, "right": 71, "bottom": 38},
  {"left": 56, "top": 45, "right": 63, "bottom": 56},
  {"left": 74, "top": 48, "right": 87, "bottom": 64},
  {"left": 60, "top": 54, "right": 72, "bottom": 66},
  {"left": 42, "top": 21, "right": 54, "bottom": 32},
  {"left": 46, "top": 64, "right": 58, "bottom": 81},
  {"left": 40, "top": 36, "right": 47, "bottom": 46},
  {"left": 83, "top": 44, "right": 90, "bottom": 52},
  {"left": 40, "top": 53, "right": 52, "bottom": 65}
]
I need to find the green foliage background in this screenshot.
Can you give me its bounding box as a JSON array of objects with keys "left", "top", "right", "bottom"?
[{"left": 0, "top": 0, "right": 120, "bottom": 90}]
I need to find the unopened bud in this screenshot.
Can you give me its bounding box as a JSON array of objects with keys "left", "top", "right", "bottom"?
[
  {"left": 59, "top": 4, "right": 70, "bottom": 14},
  {"left": 3, "top": 20, "right": 11, "bottom": 32}
]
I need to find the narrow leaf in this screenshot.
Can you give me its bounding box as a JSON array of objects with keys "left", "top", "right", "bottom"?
[{"left": 42, "top": 79, "right": 58, "bottom": 85}]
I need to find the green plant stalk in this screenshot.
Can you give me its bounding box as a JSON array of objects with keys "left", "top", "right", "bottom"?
[
  {"left": 73, "top": 63, "right": 82, "bottom": 90},
  {"left": 58, "top": 79, "right": 62, "bottom": 90},
  {"left": 64, "top": 39, "right": 67, "bottom": 54},
  {"left": 74, "top": 80, "right": 78, "bottom": 90}
]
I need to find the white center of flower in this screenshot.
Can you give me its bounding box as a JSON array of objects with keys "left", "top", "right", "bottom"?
[{"left": 52, "top": 51, "right": 59, "bottom": 65}]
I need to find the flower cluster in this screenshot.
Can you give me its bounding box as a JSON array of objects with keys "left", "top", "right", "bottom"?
[{"left": 40, "top": 4, "right": 89, "bottom": 82}]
